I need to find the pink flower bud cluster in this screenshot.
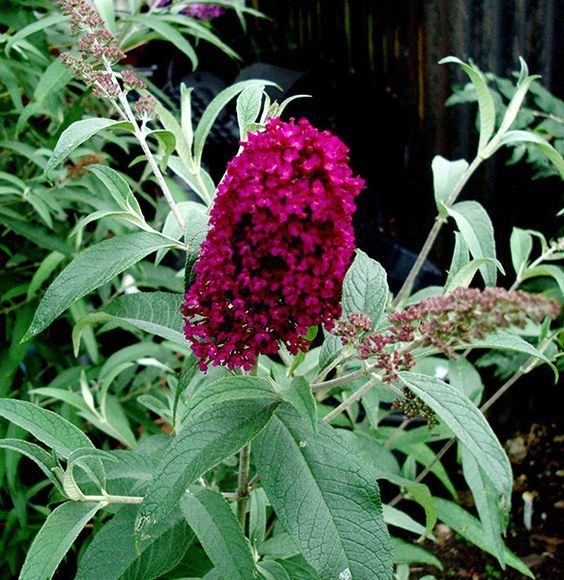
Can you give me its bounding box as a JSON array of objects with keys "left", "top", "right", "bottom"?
[
  {"left": 336, "top": 287, "right": 560, "bottom": 380},
  {"left": 122, "top": 69, "right": 147, "bottom": 91},
  {"left": 388, "top": 287, "right": 560, "bottom": 357},
  {"left": 183, "top": 118, "right": 364, "bottom": 371},
  {"left": 335, "top": 314, "right": 416, "bottom": 383},
  {"left": 57, "top": 0, "right": 151, "bottom": 112},
  {"left": 56, "top": 0, "right": 103, "bottom": 34},
  {"left": 134, "top": 95, "right": 158, "bottom": 119}
]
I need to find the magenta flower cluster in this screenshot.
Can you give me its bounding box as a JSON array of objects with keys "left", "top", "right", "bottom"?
[
  {"left": 159, "top": 1, "right": 229, "bottom": 20},
  {"left": 183, "top": 118, "right": 364, "bottom": 371},
  {"left": 183, "top": 2, "right": 228, "bottom": 20}
]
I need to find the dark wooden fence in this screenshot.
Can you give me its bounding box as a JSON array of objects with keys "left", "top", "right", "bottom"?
[{"left": 238, "top": 0, "right": 562, "bottom": 275}]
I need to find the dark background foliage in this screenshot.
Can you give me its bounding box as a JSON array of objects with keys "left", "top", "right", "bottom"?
[{"left": 143, "top": 0, "right": 563, "bottom": 286}]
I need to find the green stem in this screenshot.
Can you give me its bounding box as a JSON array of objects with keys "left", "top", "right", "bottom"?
[
  {"left": 323, "top": 376, "right": 382, "bottom": 423},
  {"left": 392, "top": 156, "right": 483, "bottom": 308},
  {"left": 236, "top": 443, "right": 252, "bottom": 530},
  {"left": 81, "top": 494, "right": 143, "bottom": 504}
]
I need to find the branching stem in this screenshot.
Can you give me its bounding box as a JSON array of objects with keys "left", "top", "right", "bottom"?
[
  {"left": 323, "top": 376, "right": 381, "bottom": 422},
  {"left": 392, "top": 156, "right": 483, "bottom": 307}
]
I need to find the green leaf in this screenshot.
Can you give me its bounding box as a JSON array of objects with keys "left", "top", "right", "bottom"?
[
  {"left": 496, "top": 60, "right": 540, "bottom": 137},
  {"left": 148, "top": 129, "right": 176, "bottom": 168},
  {"left": 193, "top": 80, "right": 277, "bottom": 167},
  {"left": 156, "top": 200, "right": 207, "bottom": 265},
  {"left": 383, "top": 505, "right": 427, "bottom": 538},
  {"left": 0, "top": 211, "right": 72, "bottom": 255},
  {"left": 466, "top": 330, "right": 553, "bottom": 369},
  {"left": 23, "top": 232, "right": 176, "bottom": 340},
  {"left": 136, "top": 399, "right": 278, "bottom": 543},
  {"left": 444, "top": 258, "right": 500, "bottom": 292},
  {"left": 184, "top": 203, "right": 211, "bottom": 289},
  {"left": 521, "top": 264, "right": 564, "bottom": 295},
  {"left": 494, "top": 130, "right": 564, "bottom": 178},
  {"left": 167, "top": 156, "right": 215, "bottom": 205},
  {"left": 398, "top": 372, "right": 512, "bottom": 508},
  {"left": 257, "top": 560, "right": 291, "bottom": 580},
  {"left": 391, "top": 537, "right": 443, "bottom": 570},
  {"left": 103, "top": 292, "right": 185, "bottom": 344},
  {"left": 27, "top": 251, "right": 66, "bottom": 299},
  {"left": 446, "top": 200, "right": 500, "bottom": 286},
  {"left": 249, "top": 488, "right": 268, "bottom": 545},
  {"left": 391, "top": 440, "right": 458, "bottom": 500},
  {"left": 20, "top": 501, "right": 101, "bottom": 580},
  {"left": 446, "top": 232, "right": 471, "bottom": 288},
  {"left": 319, "top": 331, "right": 344, "bottom": 370},
  {"left": 92, "top": 0, "right": 116, "bottom": 33},
  {"left": 45, "top": 118, "right": 132, "bottom": 177},
  {"left": 183, "top": 375, "right": 282, "bottom": 423},
  {"left": 87, "top": 165, "right": 143, "bottom": 215},
  {"left": 126, "top": 16, "right": 198, "bottom": 69},
  {"left": 337, "top": 430, "right": 400, "bottom": 475},
  {"left": 70, "top": 210, "right": 143, "bottom": 238},
  {"left": 461, "top": 445, "right": 506, "bottom": 568},
  {"left": 156, "top": 110, "right": 194, "bottom": 175},
  {"left": 431, "top": 156, "right": 469, "bottom": 210},
  {"left": 282, "top": 376, "right": 317, "bottom": 433},
  {"left": 435, "top": 498, "right": 534, "bottom": 578},
  {"left": 254, "top": 405, "right": 393, "bottom": 579},
  {"left": 17, "top": 58, "right": 73, "bottom": 135},
  {"left": 0, "top": 399, "right": 94, "bottom": 458},
  {"left": 6, "top": 14, "right": 67, "bottom": 56},
  {"left": 342, "top": 249, "right": 389, "bottom": 327},
  {"left": 510, "top": 227, "right": 533, "bottom": 276},
  {"left": 180, "top": 84, "right": 194, "bottom": 151},
  {"left": 237, "top": 85, "right": 264, "bottom": 139},
  {"left": 181, "top": 487, "right": 257, "bottom": 579},
  {"left": 0, "top": 438, "right": 62, "bottom": 491},
  {"left": 76, "top": 505, "right": 193, "bottom": 580},
  {"left": 440, "top": 57, "right": 496, "bottom": 153}
]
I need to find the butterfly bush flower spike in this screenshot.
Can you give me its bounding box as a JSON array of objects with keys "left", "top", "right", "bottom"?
[{"left": 183, "top": 118, "right": 364, "bottom": 371}]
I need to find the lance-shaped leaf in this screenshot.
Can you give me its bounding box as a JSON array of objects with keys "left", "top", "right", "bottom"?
[
  {"left": 461, "top": 445, "right": 506, "bottom": 568},
  {"left": 181, "top": 486, "right": 257, "bottom": 579},
  {"left": 20, "top": 501, "right": 101, "bottom": 580},
  {"left": 103, "top": 292, "right": 185, "bottom": 345},
  {"left": 446, "top": 201, "right": 500, "bottom": 286},
  {"left": 432, "top": 155, "right": 469, "bottom": 210},
  {"left": 182, "top": 375, "right": 282, "bottom": 422},
  {"left": 398, "top": 372, "right": 512, "bottom": 509},
  {"left": 254, "top": 405, "right": 393, "bottom": 579},
  {"left": 440, "top": 57, "right": 496, "bottom": 153},
  {"left": 23, "top": 232, "right": 176, "bottom": 340},
  {"left": 45, "top": 118, "right": 132, "bottom": 176},
  {"left": 0, "top": 399, "right": 94, "bottom": 458},
  {"left": 0, "top": 438, "right": 62, "bottom": 491},
  {"left": 76, "top": 505, "right": 193, "bottom": 580},
  {"left": 136, "top": 399, "right": 279, "bottom": 543}
]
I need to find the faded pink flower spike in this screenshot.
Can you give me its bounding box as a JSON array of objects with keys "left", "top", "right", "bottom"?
[{"left": 183, "top": 118, "right": 364, "bottom": 371}]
